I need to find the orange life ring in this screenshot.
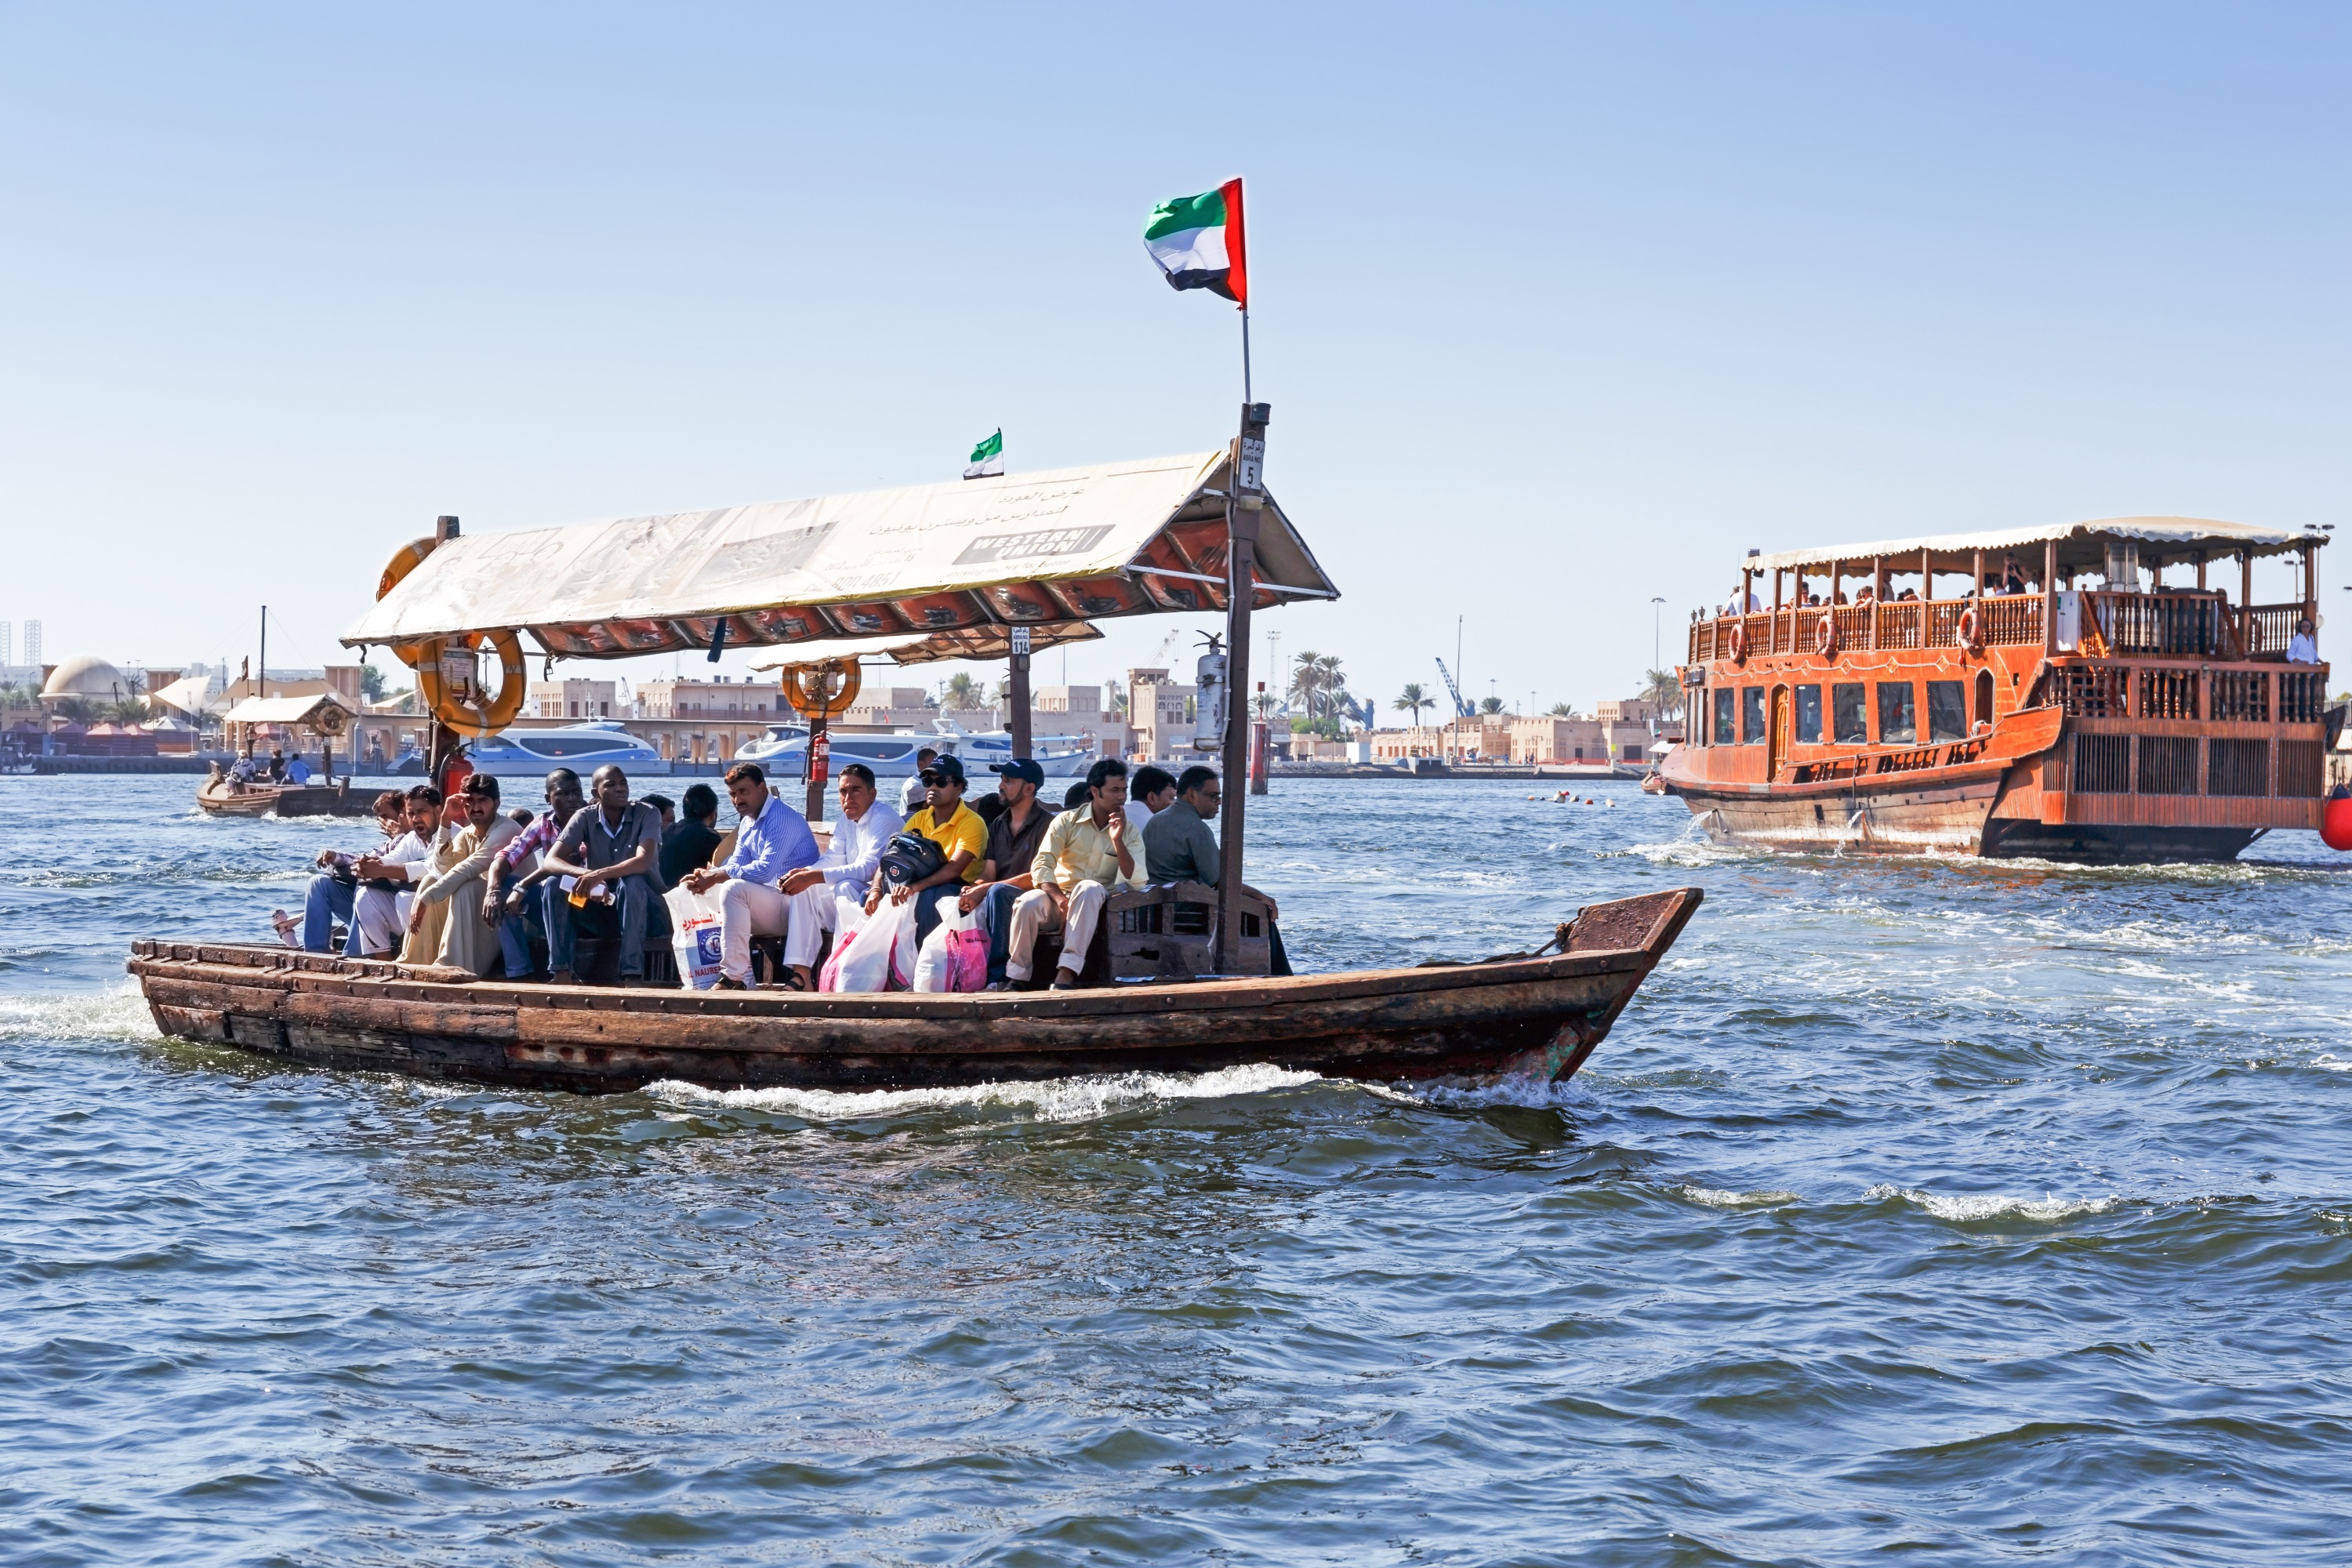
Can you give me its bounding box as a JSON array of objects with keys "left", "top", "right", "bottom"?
[
  {"left": 414, "top": 630, "right": 528, "bottom": 738},
  {"left": 1955, "top": 606, "right": 1980, "bottom": 649},
  {"left": 779, "top": 658, "right": 864, "bottom": 720},
  {"left": 1727, "top": 621, "right": 1748, "bottom": 662},
  {"left": 1815, "top": 612, "right": 1838, "bottom": 658},
  {"left": 376, "top": 538, "right": 445, "bottom": 676}
]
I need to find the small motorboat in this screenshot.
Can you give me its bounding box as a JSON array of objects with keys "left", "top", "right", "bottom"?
[{"left": 456, "top": 722, "right": 672, "bottom": 779}]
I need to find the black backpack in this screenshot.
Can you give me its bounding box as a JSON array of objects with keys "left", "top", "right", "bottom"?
[{"left": 879, "top": 831, "right": 946, "bottom": 887}]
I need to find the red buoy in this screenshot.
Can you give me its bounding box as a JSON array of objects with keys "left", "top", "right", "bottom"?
[{"left": 2322, "top": 795, "right": 2352, "bottom": 852}]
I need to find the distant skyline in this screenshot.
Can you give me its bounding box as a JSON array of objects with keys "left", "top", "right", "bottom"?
[{"left": 5, "top": 4, "right": 2346, "bottom": 715}]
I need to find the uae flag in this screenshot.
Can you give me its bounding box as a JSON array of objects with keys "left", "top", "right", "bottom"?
[
  {"left": 1144, "top": 179, "right": 1247, "bottom": 306},
  {"left": 963, "top": 428, "right": 1003, "bottom": 479}
]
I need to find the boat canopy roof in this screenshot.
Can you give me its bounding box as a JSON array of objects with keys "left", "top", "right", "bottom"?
[
  {"left": 1748, "top": 517, "right": 2321, "bottom": 576},
  {"left": 341, "top": 450, "right": 1335, "bottom": 661},
  {"left": 220, "top": 693, "right": 354, "bottom": 729},
  {"left": 748, "top": 621, "right": 1102, "bottom": 672}
]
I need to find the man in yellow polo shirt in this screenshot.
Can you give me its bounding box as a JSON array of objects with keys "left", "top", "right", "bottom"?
[
  {"left": 1000, "top": 758, "right": 1145, "bottom": 989},
  {"left": 866, "top": 753, "right": 987, "bottom": 950}
]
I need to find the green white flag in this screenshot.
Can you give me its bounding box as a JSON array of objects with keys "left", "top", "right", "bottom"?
[{"left": 964, "top": 428, "right": 1003, "bottom": 480}]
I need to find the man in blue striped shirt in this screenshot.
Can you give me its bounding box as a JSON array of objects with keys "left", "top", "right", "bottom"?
[{"left": 683, "top": 761, "right": 819, "bottom": 989}]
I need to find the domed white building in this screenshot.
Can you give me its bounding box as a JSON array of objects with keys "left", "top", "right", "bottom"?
[{"left": 40, "top": 655, "right": 130, "bottom": 710}]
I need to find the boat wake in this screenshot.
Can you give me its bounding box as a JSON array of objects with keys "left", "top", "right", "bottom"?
[
  {"left": 1864, "top": 1182, "right": 2118, "bottom": 1223},
  {"left": 646, "top": 1061, "right": 1327, "bottom": 1123},
  {"left": 0, "top": 987, "right": 161, "bottom": 1044}
]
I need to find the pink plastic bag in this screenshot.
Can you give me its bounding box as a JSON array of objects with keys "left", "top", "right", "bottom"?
[{"left": 944, "top": 926, "right": 989, "bottom": 993}]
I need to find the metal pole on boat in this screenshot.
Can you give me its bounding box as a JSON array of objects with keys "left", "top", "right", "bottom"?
[
  {"left": 1008, "top": 626, "right": 1032, "bottom": 760},
  {"left": 257, "top": 606, "right": 266, "bottom": 703},
  {"left": 1215, "top": 401, "right": 1270, "bottom": 972}
]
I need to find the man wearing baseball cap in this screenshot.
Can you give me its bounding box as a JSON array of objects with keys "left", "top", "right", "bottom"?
[
  {"left": 866, "top": 751, "right": 988, "bottom": 951},
  {"left": 959, "top": 757, "right": 1055, "bottom": 987}
]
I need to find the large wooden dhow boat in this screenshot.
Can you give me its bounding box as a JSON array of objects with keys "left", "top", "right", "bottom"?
[
  {"left": 1656, "top": 517, "right": 2335, "bottom": 862},
  {"left": 136, "top": 439, "right": 1700, "bottom": 1090}
]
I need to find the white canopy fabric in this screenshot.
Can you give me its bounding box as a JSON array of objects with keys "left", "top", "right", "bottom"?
[
  {"left": 749, "top": 621, "right": 1102, "bottom": 672},
  {"left": 1748, "top": 517, "right": 2318, "bottom": 576},
  {"left": 220, "top": 693, "right": 354, "bottom": 728},
  {"left": 147, "top": 674, "right": 220, "bottom": 717},
  {"left": 341, "top": 450, "right": 1335, "bottom": 661}
]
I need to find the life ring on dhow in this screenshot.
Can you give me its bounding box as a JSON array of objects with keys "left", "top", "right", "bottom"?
[
  {"left": 1955, "top": 606, "right": 1980, "bottom": 651},
  {"left": 376, "top": 538, "right": 447, "bottom": 678},
  {"left": 779, "top": 657, "right": 864, "bottom": 720},
  {"left": 413, "top": 630, "right": 528, "bottom": 738},
  {"left": 1727, "top": 621, "right": 1748, "bottom": 663},
  {"left": 1815, "top": 612, "right": 1838, "bottom": 658}
]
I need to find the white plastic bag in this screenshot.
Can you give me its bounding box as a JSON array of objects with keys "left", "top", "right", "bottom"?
[
  {"left": 911, "top": 902, "right": 977, "bottom": 993},
  {"left": 884, "top": 898, "right": 921, "bottom": 990},
  {"left": 663, "top": 884, "right": 724, "bottom": 991},
  {"left": 821, "top": 896, "right": 893, "bottom": 993}
]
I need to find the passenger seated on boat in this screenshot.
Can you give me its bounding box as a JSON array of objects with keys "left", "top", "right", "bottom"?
[
  {"left": 1062, "top": 779, "right": 1092, "bottom": 812},
  {"left": 641, "top": 793, "right": 676, "bottom": 835},
  {"left": 299, "top": 789, "right": 409, "bottom": 953},
  {"left": 285, "top": 752, "right": 313, "bottom": 785},
  {"left": 1128, "top": 765, "right": 1177, "bottom": 832},
  {"left": 775, "top": 762, "right": 902, "bottom": 989},
  {"left": 960, "top": 758, "right": 1053, "bottom": 988},
  {"left": 2289, "top": 616, "right": 2320, "bottom": 664},
  {"left": 1000, "top": 758, "right": 1144, "bottom": 991},
  {"left": 483, "top": 769, "right": 586, "bottom": 982},
  {"left": 1896, "top": 588, "right": 1918, "bottom": 602},
  {"left": 658, "top": 783, "right": 722, "bottom": 891},
  {"left": 901, "top": 748, "right": 939, "bottom": 815},
  {"left": 399, "top": 789, "right": 477, "bottom": 965},
  {"left": 267, "top": 749, "right": 287, "bottom": 783},
  {"left": 227, "top": 747, "right": 259, "bottom": 786},
  {"left": 539, "top": 764, "right": 669, "bottom": 986},
  {"left": 1142, "top": 766, "right": 1292, "bottom": 977},
  {"left": 681, "top": 762, "right": 819, "bottom": 991},
  {"left": 406, "top": 772, "right": 521, "bottom": 975},
  {"left": 350, "top": 785, "right": 443, "bottom": 958},
  {"left": 866, "top": 753, "right": 985, "bottom": 957}
]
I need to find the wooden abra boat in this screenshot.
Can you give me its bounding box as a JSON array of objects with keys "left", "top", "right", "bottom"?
[
  {"left": 195, "top": 775, "right": 369, "bottom": 818},
  {"left": 195, "top": 693, "right": 373, "bottom": 818},
  {"left": 1657, "top": 517, "right": 2334, "bottom": 862},
  {"left": 128, "top": 889, "right": 1700, "bottom": 1093}
]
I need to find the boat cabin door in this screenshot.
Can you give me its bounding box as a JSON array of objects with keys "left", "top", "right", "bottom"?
[{"left": 1767, "top": 684, "right": 1792, "bottom": 779}]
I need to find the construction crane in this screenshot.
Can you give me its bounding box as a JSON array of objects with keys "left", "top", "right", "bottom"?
[{"left": 1433, "top": 656, "right": 1475, "bottom": 718}]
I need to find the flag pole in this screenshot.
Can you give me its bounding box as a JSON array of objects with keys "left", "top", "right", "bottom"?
[{"left": 1242, "top": 307, "right": 1252, "bottom": 405}]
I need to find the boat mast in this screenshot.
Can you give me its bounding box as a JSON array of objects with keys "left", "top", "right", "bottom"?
[{"left": 1215, "top": 401, "right": 1270, "bottom": 972}]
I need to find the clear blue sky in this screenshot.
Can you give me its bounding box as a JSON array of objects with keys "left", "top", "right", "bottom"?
[{"left": 4, "top": 3, "right": 2345, "bottom": 713}]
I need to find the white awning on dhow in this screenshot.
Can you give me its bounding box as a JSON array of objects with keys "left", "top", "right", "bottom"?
[
  {"left": 341, "top": 450, "right": 1336, "bottom": 662},
  {"left": 1748, "top": 517, "right": 2320, "bottom": 576},
  {"left": 219, "top": 693, "right": 355, "bottom": 730},
  {"left": 749, "top": 622, "right": 1103, "bottom": 671}
]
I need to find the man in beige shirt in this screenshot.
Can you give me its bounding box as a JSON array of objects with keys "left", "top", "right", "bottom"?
[{"left": 999, "top": 758, "right": 1145, "bottom": 989}]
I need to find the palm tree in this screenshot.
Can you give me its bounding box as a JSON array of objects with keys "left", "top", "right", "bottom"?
[
  {"left": 1287, "top": 650, "right": 1323, "bottom": 719},
  {"left": 1394, "top": 682, "right": 1432, "bottom": 726},
  {"left": 1478, "top": 695, "right": 1504, "bottom": 716},
  {"left": 52, "top": 695, "right": 103, "bottom": 726},
  {"left": 1547, "top": 702, "right": 1574, "bottom": 717},
  {"left": 107, "top": 696, "right": 151, "bottom": 726},
  {"left": 1640, "top": 668, "right": 1683, "bottom": 723},
  {"left": 942, "top": 672, "right": 981, "bottom": 710}
]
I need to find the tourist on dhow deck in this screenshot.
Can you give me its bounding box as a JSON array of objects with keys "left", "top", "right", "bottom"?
[
  {"left": 481, "top": 769, "right": 585, "bottom": 981},
  {"left": 775, "top": 763, "right": 902, "bottom": 989},
  {"left": 959, "top": 758, "right": 1054, "bottom": 988},
  {"left": 407, "top": 772, "right": 521, "bottom": 975},
  {"left": 539, "top": 764, "right": 667, "bottom": 985},
  {"left": 350, "top": 785, "right": 442, "bottom": 958},
  {"left": 1000, "top": 758, "right": 1145, "bottom": 991},
  {"left": 2290, "top": 616, "right": 2321, "bottom": 664},
  {"left": 1142, "top": 765, "right": 1292, "bottom": 977},
  {"left": 298, "top": 790, "right": 408, "bottom": 953},
  {"left": 866, "top": 754, "right": 986, "bottom": 953},
  {"left": 682, "top": 762, "right": 819, "bottom": 992}
]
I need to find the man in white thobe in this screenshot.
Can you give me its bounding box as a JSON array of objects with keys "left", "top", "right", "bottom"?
[{"left": 779, "top": 763, "right": 903, "bottom": 987}]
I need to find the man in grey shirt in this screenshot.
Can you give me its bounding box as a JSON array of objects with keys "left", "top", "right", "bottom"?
[
  {"left": 1143, "top": 765, "right": 1290, "bottom": 974},
  {"left": 538, "top": 763, "right": 663, "bottom": 985}
]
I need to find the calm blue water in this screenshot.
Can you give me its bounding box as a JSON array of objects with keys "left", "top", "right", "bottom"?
[{"left": 6, "top": 775, "right": 2352, "bottom": 1566}]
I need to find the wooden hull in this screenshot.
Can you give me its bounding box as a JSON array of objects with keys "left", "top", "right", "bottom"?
[
  {"left": 125, "top": 889, "right": 1701, "bottom": 1094},
  {"left": 196, "top": 779, "right": 372, "bottom": 818}
]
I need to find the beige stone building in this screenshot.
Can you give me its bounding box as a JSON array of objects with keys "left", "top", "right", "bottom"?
[{"left": 527, "top": 678, "right": 620, "bottom": 721}]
